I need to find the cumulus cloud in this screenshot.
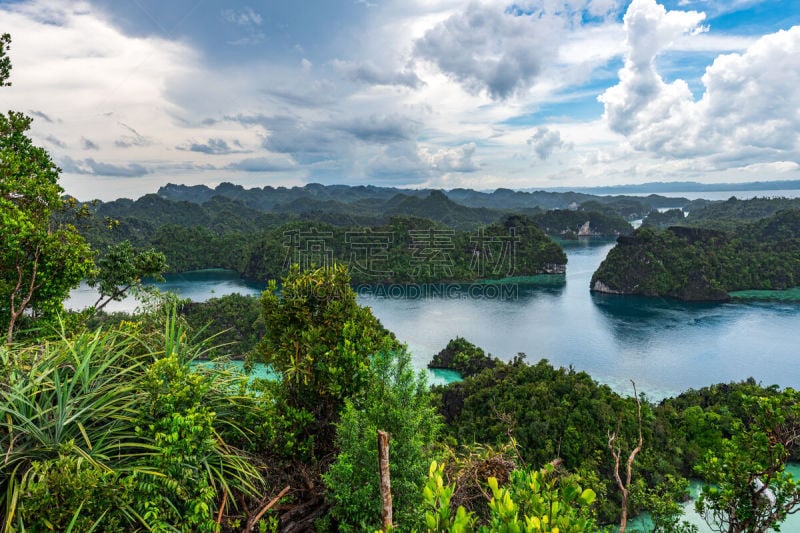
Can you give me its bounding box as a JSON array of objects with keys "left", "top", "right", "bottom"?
[
  {"left": 527, "top": 127, "right": 570, "bottom": 160},
  {"left": 600, "top": 0, "right": 800, "bottom": 169},
  {"left": 599, "top": 0, "right": 706, "bottom": 140},
  {"left": 420, "top": 143, "right": 479, "bottom": 172},
  {"left": 413, "top": 3, "right": 558, "bottom": 100},
  {"left": 333, "top": 59, "right": 422, "bottom": 88}
]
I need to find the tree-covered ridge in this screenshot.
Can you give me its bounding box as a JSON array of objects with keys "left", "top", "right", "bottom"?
[
  {"left": 683, "top": 196, "right": 800, "bottom": 231},
  {"left": 591, "top": 209, "right": 800, "bottom": 301},
  {"left": 86, "top": 185, "right": 637, "bottom": 238},
  {"left": 83, "top": 213, "right": 568, "bottom": 284},
  {"left": 526, "top": 208, "right": 633, "bottom": 237}
]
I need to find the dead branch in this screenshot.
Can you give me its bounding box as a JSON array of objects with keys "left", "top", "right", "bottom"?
[
  {"left": 608, "top": 380, "right": 643, "bottom": 533},
  {"left": 245, "top": 485, "right": 290, "bottom": 532}
]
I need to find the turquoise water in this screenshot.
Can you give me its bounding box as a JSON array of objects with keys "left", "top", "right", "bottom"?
[
  {"left": 68, "top": 239, "right": 800, "bottom": 399},
  {"left": 630, "top": 464, "right": 800, "bottom": 532}
]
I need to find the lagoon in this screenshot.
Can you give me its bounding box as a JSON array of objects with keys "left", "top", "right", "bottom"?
[{"left": 68, "top": 239, "right": 800, "bottom": 399}]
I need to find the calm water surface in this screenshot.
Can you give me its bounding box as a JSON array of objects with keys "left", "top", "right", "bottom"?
[
  {"left": 68, "top": 239, "right": 800, "bottom": 399},
  {"left": 361, "top": 239, "right": 800, "bottom": 399}
]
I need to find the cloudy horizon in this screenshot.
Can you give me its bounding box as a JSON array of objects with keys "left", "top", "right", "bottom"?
[{"left": 1, "top": 0, "right": 799, "bottom": 200}]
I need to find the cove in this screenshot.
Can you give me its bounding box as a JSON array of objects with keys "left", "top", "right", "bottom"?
[
  {"left": 361, "top": 239, "right": 800, "bottom": 400},
  {"left": 68, "top": 240, "right": 800, "bottom": 399}
]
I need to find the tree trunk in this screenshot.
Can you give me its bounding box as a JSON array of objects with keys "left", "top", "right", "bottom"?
[{"left": 378, "top": 430, "right": 393, "bottom": 531}]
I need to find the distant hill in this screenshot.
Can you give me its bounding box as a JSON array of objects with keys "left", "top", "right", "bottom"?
[
  {"left": 541, "top": 179, "right": 800, "bottom": 195},
  {"left": 156, "top": 182, "right": 694, "bottom": 221}
]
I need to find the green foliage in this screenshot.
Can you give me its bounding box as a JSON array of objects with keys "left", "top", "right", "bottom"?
[
  {"left": 436, "top": 358, "right": 626, "bottom": 473},
  {"left": 17, "top": 451, "right": 128, "bottom": 532},
  {"left": 87, "top": 240, "right": 167, "bottom": 313},
  {"left": 181, "top": 293, "right": 265, "bottom": 359},
  {"left": 529, "top": 208, "right": 632, "bottom": 237},
  {"left": 685, "top": 196, "right": 800, "bottom": 231},
  {"left": 421, "top": 461, "right": 601, "bottom": 533},
  {"left": 642, "top": 209, "right": 687, "bottom": 229},
  {"left": 694, "top": 390, "right": 800, "bottom": 533},
  {"left": 428, "top": 337, "right": 499, "bottom": 378},
  {"left": 259, "top": 264, "right": 397, "bottom": 432},
  {"left": 0, "top": 35, "right": 94, "bottom": 344},
  {"left": 0, "top": 327, "right": 144, "bottom": 530},
  {"left": 633, "top": 475, "right": 698, "bottom": 533},
  {"left": 0, "top": 107, "right": 94, "bottom": 343},
  {"left": 423, "top": 461, "right": 477, "bottom": 533},
  {"left": 483, "top": 464, "right": 599, "bottom": 533},
  {"left": 0, "top": 34, "right": 10, "bottom": 87},
  {"left": 80, "top": 195, "right": 568, "bottom": 284},
  {"left": 0, "top": 310, "right": 263, "bottom": 532},
  {"left": 434, "top": 356, "right": 679, "bottom": 523},
  {"left": 324, "top": 347, "right": 440, "bottom": 531}
]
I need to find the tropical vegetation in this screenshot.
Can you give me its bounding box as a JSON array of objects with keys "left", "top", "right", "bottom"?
[{"left": 3, "top": 31, "right": 800, "bottom": 533}]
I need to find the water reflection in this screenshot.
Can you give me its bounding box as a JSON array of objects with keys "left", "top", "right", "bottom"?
[
  {"left": 356, "top": 279, "right": 565, "bottom": 302},
  {"left": 591, "top": 293, "right": 723, "bottom": 347}
]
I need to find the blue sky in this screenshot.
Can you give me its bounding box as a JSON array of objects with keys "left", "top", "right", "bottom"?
[{"left": 1, "top": 0, "right": 799, "bottom": 199}]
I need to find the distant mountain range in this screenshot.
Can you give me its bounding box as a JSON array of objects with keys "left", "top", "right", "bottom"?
[
  {"left": 155, "top": 182, "right": 694, "bottom": 217},
  {"left": 538, "top": 180, "right": 800, "bottom": 195}
]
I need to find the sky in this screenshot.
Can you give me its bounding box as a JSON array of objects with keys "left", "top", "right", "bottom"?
[{"left": 1, "top": 0, "right": 799, "bottom": 200}]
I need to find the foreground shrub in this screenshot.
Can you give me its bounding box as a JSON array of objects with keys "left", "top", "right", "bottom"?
[{"left": 0, "top": 310, "right": 263, "bottom": 531}]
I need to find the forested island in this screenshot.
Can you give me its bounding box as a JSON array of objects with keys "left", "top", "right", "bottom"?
[{"left": 593, "top": 201, "right": 800, "bottom": 301}]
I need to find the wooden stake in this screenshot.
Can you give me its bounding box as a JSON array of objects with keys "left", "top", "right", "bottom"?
[{"left": 378, "top": 430, "right": 393, "bottom": 531}]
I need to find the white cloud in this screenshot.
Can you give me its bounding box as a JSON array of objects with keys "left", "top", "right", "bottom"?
[
  {"left": 420, "top": 143, "right": 479, "bottom": 172},
  {"left": 600, "top": 0, "right": 800, "bottom": 170},
  {"left": 221, "top": 7, "right": 263, "bottom": 27},
  {"left": 527, "top": 127, "right": 571, "bottom": 160}
]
